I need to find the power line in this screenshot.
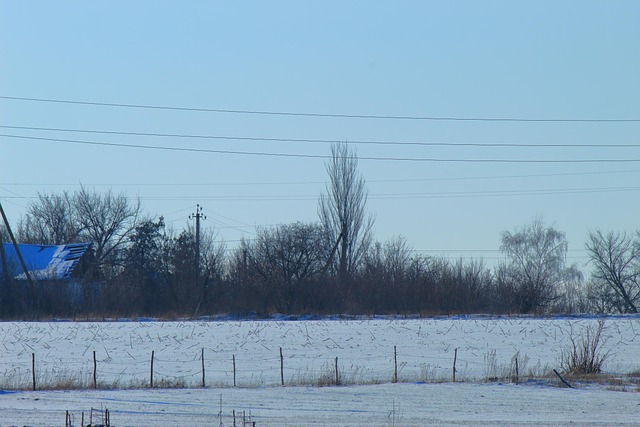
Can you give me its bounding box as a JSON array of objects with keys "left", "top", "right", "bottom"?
[
  {"left": 3, "top": 124, "right": 640, "bottom": 148},
  {"left": 202, "top": 207, "right": 254, "bottom": 228},
  {"left": 368, "top": 186, "right": 640, "bottom": 199},
  {"left": 3, "top": 185, "right": 640, "bottom": 202},
  {"left": 0, "top": 186, "right": 29, "bottom": 210},
  {"left": 0, "top": 133, "right": 326, "bottom": 159},
  {"left": 2, "top": 169, "right": 639, "bottom": 188},
  {"left": 0, "top": 186, "right": 26, "bottom": 200},
  {"left": 3, "top": 134, "right": 640, "bottom": 163},
  {"left": 2, "top": 95, "right": 639, "bottom": 122},
  {"left": 200, "top": 207, "right": 257, "bottom": 235}
]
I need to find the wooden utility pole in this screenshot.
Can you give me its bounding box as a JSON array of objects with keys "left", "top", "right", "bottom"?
[
  {"left": 0, "top": 201, "right": 34, "bottom": 287},
  {"left": 189, "top": 204, "right": 206, "bottom": 281},
  {"left": 1, "top": 200, "right": 36, "bottom": 316}
]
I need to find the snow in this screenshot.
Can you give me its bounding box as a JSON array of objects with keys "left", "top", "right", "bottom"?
[
  {"left": 1, "top": 382, "right": 640, "bottom": 426},
  {"left": 0, "top": 316, "right": 639, "bottom": 425}
]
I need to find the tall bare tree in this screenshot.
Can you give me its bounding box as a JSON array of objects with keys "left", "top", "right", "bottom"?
[
  {"left": 74, "top": 186, "right": 141, "bottom": 276},
  {"left": 585, "top": 230, "right": 639, "bottom": 313},
  {"left": 318, "top": 142, "right": 374, "bottom": 283},
  {"left": 499, "top": 217, "right": 578, "bottom": 313}
]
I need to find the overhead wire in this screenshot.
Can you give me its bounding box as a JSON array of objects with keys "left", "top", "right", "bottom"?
[
  {"left": 3, "top": 185, "right": 640, "bottom": 202},
  {"left": 2, "top": 95, "right": 640, "bottom": 122},
  {"left": 199, "top": 207, "right": 257, "bottom": 236},
  {"left": 2, "top": 97, "right": 637, "bottom": 248},
  {"left": 0, "top": 185, "right": 29, "bottom": 209},
  {"left": 2, "top": 134, "right": 639, "bottom": 163},
  {"left": 2, "top": 168, "right": 640, "bottom": 188},
  {"left": 2, "top": 124, "right": 640, "bottom": 148}
]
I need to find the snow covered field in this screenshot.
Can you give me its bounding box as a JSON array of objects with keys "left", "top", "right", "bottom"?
[
  {"left": 0, "top": 316, "right": 639, "bottom": 426},
  {"left": 2, "top": 382, "right": 640, "bottom": 426}
]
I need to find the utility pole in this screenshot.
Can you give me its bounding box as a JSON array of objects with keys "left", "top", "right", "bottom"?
[
  {"left": 0, "top": 201, "right": 34, "bottom": 287},
  {"left": 1, "top": 200, "right": 36, "bottom": 316},
  {"left": 189, "top": 204, "right": 206, "bottom": 281}
]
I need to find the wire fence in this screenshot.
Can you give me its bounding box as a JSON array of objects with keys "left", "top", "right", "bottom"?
[
  {"left": 2, "top": 317, "right": 638, "bottom": 391},
  {"left": 0, "top": 345, "right": 553, "bottom": 391}
]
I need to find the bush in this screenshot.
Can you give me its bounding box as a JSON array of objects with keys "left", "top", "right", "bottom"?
[{"left": 561, "top": 319, "right": 609, "bottom": 375}]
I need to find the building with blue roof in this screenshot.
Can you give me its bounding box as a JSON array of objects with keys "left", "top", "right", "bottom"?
[{"left": 1, "top": 243, "right": 92, "bottom": 281}]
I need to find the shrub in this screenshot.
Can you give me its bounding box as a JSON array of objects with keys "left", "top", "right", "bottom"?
[{"left": 561, "top": 319, "right": 609, "bottom": 375}]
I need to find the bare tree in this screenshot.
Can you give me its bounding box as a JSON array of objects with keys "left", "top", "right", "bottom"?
[
  {"left": 74, "top": 186, "right": 142, "bottom": 276},
  {"left": 383, "top": 235, "right": 413, "bottom": 286},
  {"left": 585, "top": 230, "right": 639, "bottom": 313},
  {"left": 20, "top": 191, "right": 79, "bottom": 244},
  {"left": 499, "top": 217, "right": 578, "bottom": 313},
  {"left": 245, "top": 222, "right": 327, "bottom": 314},
  {"left": 552, "top": 266, "right": 587, "bottom": 314},
  {"left": 359, "top": 241, "right": 387, "bottom": 313},
  {"left": 358, "top": 236, "right": 413, "bottom": 313},
  {"left": 318, "top": 142, "right": 374, "bottom": 283},
  {"left": 458, "top": 258, "right": 494, "bottom": 312}
]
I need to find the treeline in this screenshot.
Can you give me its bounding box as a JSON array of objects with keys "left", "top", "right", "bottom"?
[
  {"left": 1, "top": 143, "right": 639, "bottom": 319},
  {"left": 2, "top": 198, "right": 638, "bottom": 319}
]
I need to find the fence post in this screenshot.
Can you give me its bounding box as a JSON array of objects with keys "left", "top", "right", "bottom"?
[
  {"left": 233, "top": 354, "right": 236, "bottom": 387},
  {"left": 150, "top": 351, "right": 154, "bottom": 388},
  {"left": 280, "top": 347, "right": 284, "bottom": 386},
  {"left": 32, "top": 352, "right": 36, "bottom": 391},
  {"left": 201, "top": 348, "right": 205, "bottom": 388},
  {"left": 515, "top": 357, "right": 519, "bottom": 385},
  {"left": 93, "top": 350, "right": 97, "bottom": 389},
  {"left": 452, "top": 348, "right": 457, "bottom": 383},
  {"left": 393, "top": 345, "right": 398, "bottom": 383},
  {"left": 335, "top": 357, "right": 340, "bottom": 385}
]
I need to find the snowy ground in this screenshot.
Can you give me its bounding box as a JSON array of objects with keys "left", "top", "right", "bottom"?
[
  {"left": 0, "top": 316, "right": 639, "bottom": 425},
  {"left": 1, "top": 382, "right": 640, "bottom": 426}
]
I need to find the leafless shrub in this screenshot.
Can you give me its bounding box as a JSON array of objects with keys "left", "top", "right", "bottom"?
[
  {"left": 153, "top": 377, "right": 187, "bottom": 388},
  {"left": 561, "top": 319, "right": 610, "bottom": 375},
  {"left": 483, "top": 350, "right": 500, "bottom": 381},
  {"left": 418, "top": 364, "right": 448, "bottom": 383},
  {"left": 316, "top": 362, "right": 338, "bottom": 387}
]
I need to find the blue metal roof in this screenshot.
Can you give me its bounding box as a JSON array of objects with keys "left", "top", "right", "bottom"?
[{"left": 1, "top": 243, "right": 91, "bottom": 280}]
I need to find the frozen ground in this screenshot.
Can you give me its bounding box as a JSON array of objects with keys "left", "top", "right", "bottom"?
[
  {"left": 1, "top": 382, "right": 640, "bottom": 426},
  {"left": 0, "top": 316, "right": 639, "bottom": 425},
  {"left": 1, "top": 317, "right": 639, "bottom": 389}
]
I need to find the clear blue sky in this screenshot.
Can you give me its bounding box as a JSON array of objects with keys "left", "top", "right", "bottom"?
[{"left": 1, "top": 1, "right": 639, "bottom": 269}]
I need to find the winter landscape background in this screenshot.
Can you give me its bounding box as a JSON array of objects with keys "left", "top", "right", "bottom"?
[{"left": 1, "top": 316, "right": 638, "bottom": 426}]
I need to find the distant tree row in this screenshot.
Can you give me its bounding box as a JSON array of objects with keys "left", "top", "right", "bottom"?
[{"left": 1, "top": 143, "right": 639, "bottom": 318}]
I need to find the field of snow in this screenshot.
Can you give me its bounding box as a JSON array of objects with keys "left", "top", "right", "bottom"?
[
  {"left": 2, "top": 382, "right": 640, "bottom": 426},
  {"left": 0, "top": 316, "right": 639, "bottom": 426}
]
